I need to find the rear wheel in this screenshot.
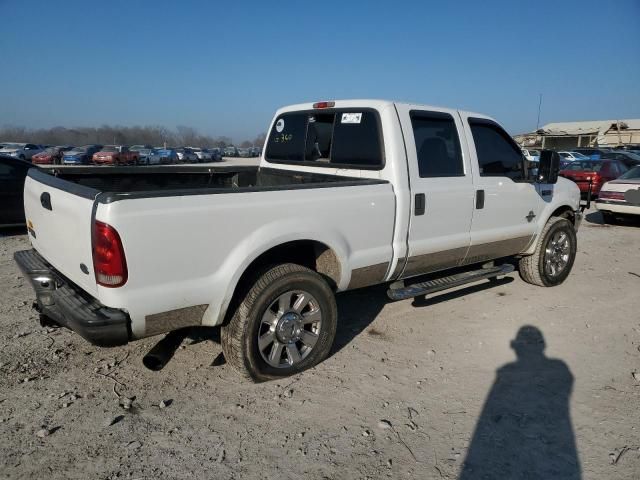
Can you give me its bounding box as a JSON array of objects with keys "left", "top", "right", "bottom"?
[
  {"left": 221, "top": 263, "right": 337, "bottom": 382},
  {"left": 519, "top": 217, "right": 577, "bottom": 287}
]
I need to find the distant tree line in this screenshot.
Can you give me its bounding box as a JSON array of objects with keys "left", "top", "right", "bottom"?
[{"left": 0, "top": 124, "right": 267, "bottom": 148}]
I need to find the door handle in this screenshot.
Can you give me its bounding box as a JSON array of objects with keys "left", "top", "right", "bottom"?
[
  {"left": 415, "top": 193, "right": 425, "bottom": 216},
  {"left": 475, "top": 190, "right": 485, "bottom": 209}
]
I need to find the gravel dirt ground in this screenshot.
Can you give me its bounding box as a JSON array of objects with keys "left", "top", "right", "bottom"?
[{"left": 1, "top": 209, "right": 639, "bottom": 480}]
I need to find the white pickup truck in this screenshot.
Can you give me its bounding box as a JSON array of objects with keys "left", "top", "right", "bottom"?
[{"left": 15, "top": 99, "right": 581, "bottom": 381}]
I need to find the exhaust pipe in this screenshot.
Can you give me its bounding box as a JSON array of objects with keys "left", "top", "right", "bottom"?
[{"left": 142, "top": 329, "right": 189, "bottom": 371}]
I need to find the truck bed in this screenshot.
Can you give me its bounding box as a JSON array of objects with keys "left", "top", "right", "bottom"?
[
  {"left": 36, "top": 165, "right": 385, "bottom": 202},
  {"left": 23, "top": 164, "right": 396, "bottom": 338}
]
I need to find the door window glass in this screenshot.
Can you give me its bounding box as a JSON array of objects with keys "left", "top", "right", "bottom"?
[
  {"left": 410, "top": 111, "right": 464, "bottom": 177},
  {"left": 469, "top": 120, "right": 525, "bottom": 180}
]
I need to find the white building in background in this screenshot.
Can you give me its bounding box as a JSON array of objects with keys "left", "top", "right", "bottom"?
[{"left": 514, "top": 119, "right": 640, "bottom": 149}]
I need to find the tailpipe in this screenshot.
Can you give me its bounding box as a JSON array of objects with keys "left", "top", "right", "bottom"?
[{"left": 142, "top": 329, "right": 189, "bottom": 371}]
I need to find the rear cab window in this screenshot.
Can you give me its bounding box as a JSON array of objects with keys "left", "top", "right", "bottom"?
[{"left": 265, "top": 109, "right": 384, "bottom": 169}]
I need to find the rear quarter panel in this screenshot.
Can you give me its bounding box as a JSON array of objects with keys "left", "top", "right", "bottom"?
[{"left": 94, "top": 183, "right": 396, "bottom": 339}]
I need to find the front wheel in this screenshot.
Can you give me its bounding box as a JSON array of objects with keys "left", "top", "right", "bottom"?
[
  {"left": 221, "top": 263, "right": 337, "bottom": 382},
  {"left": 519, "top": 217, "right": 577, "bottom": 287}
]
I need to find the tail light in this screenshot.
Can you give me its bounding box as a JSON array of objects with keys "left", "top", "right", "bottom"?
[
  {"left": 313, "top": 101, "right": 335, "bottom": 109},
  {"left": 599, "top": 190, "right": 625, "bottom": 201},
  {"left": 93, "top": 221, "right": 128, "bottom": 287}
]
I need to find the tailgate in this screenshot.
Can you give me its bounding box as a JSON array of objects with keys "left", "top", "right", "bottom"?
[{"left": 24, "top": 171, "right": 98, "bottom": 296}]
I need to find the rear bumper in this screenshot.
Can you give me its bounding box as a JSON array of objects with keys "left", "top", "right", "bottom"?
[
  {"left": 13, "top": 249, "right": 130, "bottom": 347},
  {"left": 595, "top": 200, "right": 640, "bottom": 215}
]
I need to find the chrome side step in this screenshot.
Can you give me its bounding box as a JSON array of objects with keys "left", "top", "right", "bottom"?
[{"left": 387, "top": 264, "right": 515, "bottom": 301}]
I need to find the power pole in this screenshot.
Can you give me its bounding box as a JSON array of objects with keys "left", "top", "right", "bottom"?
[{"left": 536, "top": 93, "right": 543, "bottom": 131}]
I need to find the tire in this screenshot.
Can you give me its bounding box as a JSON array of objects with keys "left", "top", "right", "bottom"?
[
  {"left": 519, "top": 217, "right": 577, "bottom": 287},
  {"left": 221, "top": 263, "right": 337, "bottom": 382}
]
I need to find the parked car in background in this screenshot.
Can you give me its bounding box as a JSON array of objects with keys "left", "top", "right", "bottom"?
[
  {"left": 237, "top": 148, "right": 252, "bottom": 158},
  {"left": 559, "top": 159, "right": 628, "bottom": 197},
  {"left": 175, "top": 147, "right": 198, "bottom": 163},
  {"left": 92, "top": 145, "right": 139, "bottom": 166},
  {"left": 32, "top": 146, "right": 74, "bottom": 165},
  {"left": 521, "top": 148, "right": 540, "bottom": 162},
  {"left": 62, "top": 145, "right": 103, "bottom": 165},
  {"left": 223, "top": 146, "right": 238, "bottom": 157},
  {"left": 602, "top": 150, "right": 640, "bottom": 169},
  {"left": 250, "top": 147, "right": 262, "bottom": 157},
  {"left": 148, "top": 148, "right": 178, "bottom": 165},
  {"left": 130, "top": 145, "right": 153, "bottom": 152},
  {"left": 136, "top": 148, "right": 154, "bottom": 165},
  {"left": 572, "top": 148, "right": 611, "bottom": 160},
  {"left": 0, "top": 155, "right": 35, "bottom": 226},
  {"left": 210, "top": 148, "right": 223, "bottom": 161},
  {"left": 193, "top": 148, "right": 213, "bottom": 162},
  {"left": 0, "top": 143, "right": 43, "bottom": 161},
  {"left": 558, "top": 151, "right": 589, "bottom": 162},
  {"left": 595, "top": 165, "right": 640, "bottom": 223}
]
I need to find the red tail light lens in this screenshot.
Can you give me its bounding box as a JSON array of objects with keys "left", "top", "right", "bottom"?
[
  {"left": 599, "top": 190, "right": 625, "bottom": 201},
  {"left": 93, "top": 221, "right": 128, "bottom": 287}
]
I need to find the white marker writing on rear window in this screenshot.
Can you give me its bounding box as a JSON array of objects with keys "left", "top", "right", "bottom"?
[
  {"left": 341, "top": 113, "right": 362, "bottom": 124},
  {"left": 275, "top": 119, "right": 285, "bottom": 132}
]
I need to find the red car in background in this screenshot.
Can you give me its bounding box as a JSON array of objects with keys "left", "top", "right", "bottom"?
[
  {"left": 559, "top": 159, "right": 628, "bottom": 197},
  {"left": 92, "top": 145, "right": 139, "bottom": 165},
  {"left": 31, "top": 146, "right": 73, "bottom": 165}
]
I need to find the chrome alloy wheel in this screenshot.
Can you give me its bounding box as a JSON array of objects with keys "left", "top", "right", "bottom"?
[
  {"left": 544, "top": 230, "right": 570, "bottom": 277},
  {"left": 258, "top": 290, "right": 322, "bottom": 368}
]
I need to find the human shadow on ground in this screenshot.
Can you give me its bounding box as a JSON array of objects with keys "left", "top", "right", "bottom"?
[{"left": 459, "top": 325, "right": 581, "bottom": 479}]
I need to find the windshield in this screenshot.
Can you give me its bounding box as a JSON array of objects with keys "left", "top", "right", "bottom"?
[
  {"left": 2, "top": 143, "right": 23, "bottom": 149},
  {"left": 559, "top": 152, "right": 570, "bottom": 158},
  {"left": 619, "top": 165, "right": 640, "bottom": 179},
  {"left": 139, "top": 149, "right": 151, "bottom": 154},
  {"left": 101, "top": 146, "right": 118, "bottom": 152},
  {"left": 571, "top": 152, "right": 589, "bottom": 159}
]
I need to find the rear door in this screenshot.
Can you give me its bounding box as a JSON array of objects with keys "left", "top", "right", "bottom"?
[
  {"left": 23, "top": 171, "right": 98, "bottom": 295},
  {"left": 460, "top": 115, "right": 542, "bottom": 263},
  {"left": 395, "top": 105, "right": 474, "bottom": 277}
]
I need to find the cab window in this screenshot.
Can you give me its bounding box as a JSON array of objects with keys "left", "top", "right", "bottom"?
[
  {"left": 469, "top": 119, "right": 525, "bottom": 180},
  {"left": 410, "top": 111, "right": 464, "bottom": 177},
  {"left": 265, "top": 109, "right": 384, "bottom": 169}
]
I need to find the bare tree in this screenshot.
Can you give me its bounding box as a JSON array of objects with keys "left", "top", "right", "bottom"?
[
  {"left": 253, "top": 132, "right": 267, "bottom": 147},
  {"left": 0, "top": 124, "right": 257, "bottom": 150}
]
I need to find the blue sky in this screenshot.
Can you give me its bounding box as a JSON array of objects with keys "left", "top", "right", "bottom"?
[{"left": 1, "top": 0, "right": 639, "bottom": 141}]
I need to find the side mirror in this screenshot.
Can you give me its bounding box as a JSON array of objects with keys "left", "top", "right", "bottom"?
[{"left": 537, "top": 150, "right": 560, "bottom": 183}]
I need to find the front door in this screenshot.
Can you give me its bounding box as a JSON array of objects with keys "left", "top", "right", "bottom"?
[
  {"left": 396, "top": 105, "right": 475, "bottom": 278},
  {"left": 459, "top": 114, "right": 542, "bottom": 264}
]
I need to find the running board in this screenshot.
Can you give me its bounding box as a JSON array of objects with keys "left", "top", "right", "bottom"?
[{"left": 387, "top": 264, "right": 515, "bottom": 301}]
